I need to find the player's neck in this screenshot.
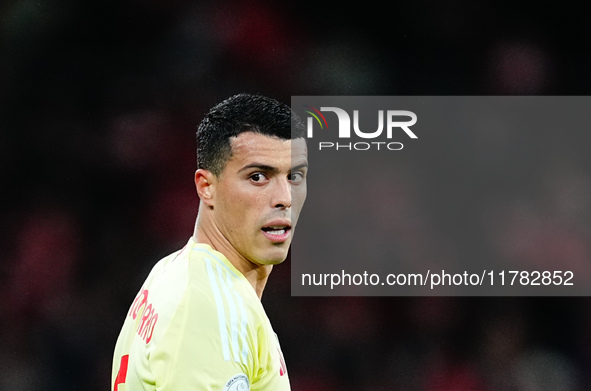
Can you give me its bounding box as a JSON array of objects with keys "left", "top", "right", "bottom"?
[{"left": 193, "top": 219, "right": 271, "bottom": 299}]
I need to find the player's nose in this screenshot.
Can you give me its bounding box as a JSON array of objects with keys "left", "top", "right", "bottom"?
[{"left": 272, "top": 177, "right": 291, "bottom": 209}]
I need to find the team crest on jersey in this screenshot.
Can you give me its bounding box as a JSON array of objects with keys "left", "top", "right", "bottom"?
[{"left": 223, "top": 373, "right": 249, "bottom": 391}]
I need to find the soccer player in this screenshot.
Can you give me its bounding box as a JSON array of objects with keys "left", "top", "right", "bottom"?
[{"left": 111, "top": 94, "right": 307, "bottom": 390}]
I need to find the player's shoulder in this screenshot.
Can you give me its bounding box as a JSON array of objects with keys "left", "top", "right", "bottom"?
[
  {"left": 143, "top": 238, "right": 267, "bottom": 328},
  {"left": 132, "top": 243, "right": 193, "bottom": 318},
  {"left": 145, "top": 243, "right": 192, "bottom": 289}
]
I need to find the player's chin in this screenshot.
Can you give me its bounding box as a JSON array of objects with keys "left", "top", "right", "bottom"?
[{"left": 256, "top": 246, "right": 290, "bottom": 266}]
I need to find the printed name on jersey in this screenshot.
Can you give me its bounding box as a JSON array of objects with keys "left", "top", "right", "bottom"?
[
  {"left": 223, "top": 373, "right": 250, "bottom": 391},
  {"left": 128, "top": 289, "right": 159, "bottom": 344}
]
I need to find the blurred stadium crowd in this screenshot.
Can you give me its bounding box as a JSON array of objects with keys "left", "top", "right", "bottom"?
[{"left": 2, "top": 0, "right": 591, "bottom": 390}]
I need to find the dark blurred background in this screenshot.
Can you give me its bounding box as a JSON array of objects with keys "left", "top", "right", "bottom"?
[{"left": 2, "top": 0, "right": 591, "bottom": 390}]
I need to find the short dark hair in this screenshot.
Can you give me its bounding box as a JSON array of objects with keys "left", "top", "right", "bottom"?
[{"left": 196, "top": 93, "right": 306, "bottom": 176}]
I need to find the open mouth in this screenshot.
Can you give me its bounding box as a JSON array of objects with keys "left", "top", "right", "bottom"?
[
  {"left": 262, "top": 226, "right": 289, "bottom": 235},
  {"left": 261, "top": 225, "right": 291, "bottom": 242}
]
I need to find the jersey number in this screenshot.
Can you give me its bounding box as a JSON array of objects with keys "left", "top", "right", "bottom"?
[{"left": 114, "top": 355, "right": 129, "bottom": 391}]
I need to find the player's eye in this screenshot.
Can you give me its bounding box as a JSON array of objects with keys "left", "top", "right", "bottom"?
[
  {"left": 288, "top": 172, "right": 305, "bottom": 184},
  {"left": 249, "top": 172, "right": 268, "bottom": 184}
]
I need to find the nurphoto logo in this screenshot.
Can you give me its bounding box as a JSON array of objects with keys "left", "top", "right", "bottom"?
[{"left": 302, "top": 105, "right": 418, "bottom": 151}]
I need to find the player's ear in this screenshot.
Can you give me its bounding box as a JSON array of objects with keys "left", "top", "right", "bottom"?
[{"left": 194, "top": 169, "right": 216, "bottom": 207}]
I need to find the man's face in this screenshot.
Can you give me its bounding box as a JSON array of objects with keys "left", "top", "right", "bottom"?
[{"left": 213, "top": 132, "right": 308, "bottom": 266}]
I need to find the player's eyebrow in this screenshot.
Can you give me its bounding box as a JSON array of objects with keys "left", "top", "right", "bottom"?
[
  {"left": 291, "top": 162, "right": 308, "bottom": 171},
  {"left": 238, "top": 162, "right": 308, "bottom": 174},
  {"left": 238, "top": 163, "right": 278, "bottom": 173}
]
